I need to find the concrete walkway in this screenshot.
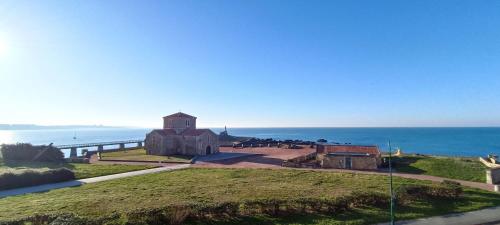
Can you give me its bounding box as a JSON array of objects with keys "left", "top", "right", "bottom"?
[
  {"left": 0, "top": 164, "right": 190, "bottom": 198},
  {"left": 377, "top": 206, "right": 500, "bottom": 225},
  {"left": 316, "top": 168, "right": 495, "bottom": 192}
]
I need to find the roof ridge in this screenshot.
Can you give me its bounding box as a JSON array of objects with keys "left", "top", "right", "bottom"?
[{"left": 163, "top": 112, "right": 197, "bottom": 118}]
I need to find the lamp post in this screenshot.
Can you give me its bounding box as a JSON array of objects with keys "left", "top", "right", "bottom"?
[{"left": 388, "top": 140, "right": 395, "bottom": 225}]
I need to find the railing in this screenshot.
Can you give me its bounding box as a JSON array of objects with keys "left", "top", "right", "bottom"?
[{"left": 56, "top": 140, "right": 144, "bottom": 149}]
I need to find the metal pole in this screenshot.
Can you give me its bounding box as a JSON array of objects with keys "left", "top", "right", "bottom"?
[{"left": 388, "top": 140, "right": 395, "bottom": 225}]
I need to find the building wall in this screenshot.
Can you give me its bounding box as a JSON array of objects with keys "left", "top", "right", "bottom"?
[
  {"left": 163, "top": 117, "right": 197, "bottom": 133},
  {"left": 145, "top": 131, "right": 219, "bottom": 156},
  {"left": 351, "top": 157, "right": 378, "bottom": 170},
  {"left": 145, "top": 132, "right": 171, "bottom": 155},
  {"left": 176, "top": 135, "right": 198, "bottom": 155},
  {"left": 321, "top": 156, "right": 345, "bottom": 168},
  {"left": 196, "top": 131, "right": 219, "bottom": 155},
  {"left": 321, "top": 155, "right": 378, "bottom": 170}
]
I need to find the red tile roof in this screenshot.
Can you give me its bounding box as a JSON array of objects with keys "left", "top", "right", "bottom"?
[
  {"left": 163, "top": 112, "right": 197, "bottom": 119},
  {"left": 317, "top": 144, "right": 380, "bottom": 155}
]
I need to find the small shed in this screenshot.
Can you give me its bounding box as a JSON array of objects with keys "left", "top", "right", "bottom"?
[{"left": 316, "top": 143, "right": 381, "bottom": 170}]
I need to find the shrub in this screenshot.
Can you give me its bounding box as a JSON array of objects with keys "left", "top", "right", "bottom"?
[
  {"left": 396, "top": 182, "right": 463, "bottom": 205},
  {"left": 49, "top": 214, "right": 92, "bottom": 225},
  {"left": 349, "top": 191, "right": 390, "bottom": 207},
  {"left": 0, "top": 143, "right": 64, "bottom": 162},
  {"left": 0, "top": 168, "right": 75, "bottom": 191},
  {"left": 0, "top": 190, "right": 423, "bottom": 225}
]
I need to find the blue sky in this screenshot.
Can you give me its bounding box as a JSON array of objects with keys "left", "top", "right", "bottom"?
[{"left": 1, "top": 0, "right": 500, "bottom": 128}]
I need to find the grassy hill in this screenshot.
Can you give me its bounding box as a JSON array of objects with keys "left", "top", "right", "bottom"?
[
  {"left": 393, "top": 155, "right": 487, "bottom": 182},
  {"left": 1, "top": 168, "right": 500, "bottom": 224}
]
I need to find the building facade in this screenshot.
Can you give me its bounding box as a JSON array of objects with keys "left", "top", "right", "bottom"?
[
  {"left": 316, "top": 144, "right": 381, "bottom": 170},
  {"left": 145, "top": 112, "right": 219, "bottom": 156}
]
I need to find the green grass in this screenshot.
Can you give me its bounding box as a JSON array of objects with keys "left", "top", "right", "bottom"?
[
  {"left": 101, "top": 149, "right": 192, "bottom": 163},
  {"left": 1, "top": 168, "right": 500, "bottom": 224},
  {"left": 393, "top": 155, "right": 487, "bottom": 183},
  {"left": 0, "top": 160, "right": 157, "bottom": 179}
]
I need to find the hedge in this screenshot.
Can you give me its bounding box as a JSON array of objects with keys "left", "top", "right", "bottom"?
[
  {"left": 0, "top": 143, "right": 64, "bottom": 162},
  {"left": 0, "top": 168, "right": 75, "bottom": 191},
  {"left": 396, "top": 180, "right": 463, "bottom": 205},
  {"left": 0, "top": 183, "right": 464, "bottom": 225},
  {"left": 0, "top": 191, "right": 391, "bottom": 225}
]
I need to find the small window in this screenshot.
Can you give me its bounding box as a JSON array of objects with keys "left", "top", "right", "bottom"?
[{"left": 186, "top": 120, "right": 190, "bottom": 126}]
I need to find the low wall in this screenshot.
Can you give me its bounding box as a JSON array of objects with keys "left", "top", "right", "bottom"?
[
  {"left": 282, "top": 152, "right": 318, "bottom": 168},
  {"left": 480, "top": 157, "right": 500, "bottom": 168},
  {"left": 85, "top": 146, "right": 142, "bottom": 158},
  {"left": 487, "top": 168, "right": 500, "bottom": 184}
]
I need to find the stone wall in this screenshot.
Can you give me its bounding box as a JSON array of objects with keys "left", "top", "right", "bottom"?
[
  {"left": 282, "top": 152, "right": 318, "bottom": 168},
  {"left": 146, "top": 131, "right": 219, "bottom": 156},
  {"left": 486, "top": 168, "right": 500, "bottom": 184},
  {"left": 198, "top": 131, "right": 219, "bottom": 155},
  {"left": 321, "top": 156, "right": 345, "bottom": 168},
  {"left": 351, "top": 157, "right": 378, "bottom": 170},
  {"left": 163, "top": 117, "right": 197, "bottom": 133},
  {"left": 321, "top": 155, "right": 378, "bottom": 170}
]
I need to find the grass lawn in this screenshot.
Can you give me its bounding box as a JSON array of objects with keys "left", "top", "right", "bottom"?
[
  {"left": 1, "top": 168, "right": 500, "bottom": 224},
  {"left": 392, "top": 155, "right": 487, "bottom": 183},
  {"left": 100, "top": 148, "right": 192, "bottom": 163},
  {"left": 0, "top": 160, "right": 157, "bottom": 179}
]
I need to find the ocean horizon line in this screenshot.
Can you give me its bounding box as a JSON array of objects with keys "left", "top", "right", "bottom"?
[{"left": 3, "top": 126, "right": 500, "bottom": 130}]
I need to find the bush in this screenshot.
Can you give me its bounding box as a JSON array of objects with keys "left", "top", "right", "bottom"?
[
  {"left": 0, "top": 168, "right": 75, "bottom": 191},
  {"left": 1, "top": 143, "right": 64, "bottom": 162},
  {"left": 0, "top": 190, "right": 431, "bottom": 225},
  {"left": 349, "top": 191, "right": 390, "bottom": 207},
  {"left": 396, "top": 182, "right": 463, "bottom": 205}
]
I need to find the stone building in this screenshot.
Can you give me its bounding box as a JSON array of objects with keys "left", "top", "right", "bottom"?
[
  {"left": 316, "top": 143, "right": 381, "bottom": 170},
  {"left": 145, "top": 112, "right": 219, "bottom": 156}
]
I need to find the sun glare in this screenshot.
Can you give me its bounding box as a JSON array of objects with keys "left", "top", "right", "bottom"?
[{"left": 0, "top": 131, "right": 13, "bottom": 144}]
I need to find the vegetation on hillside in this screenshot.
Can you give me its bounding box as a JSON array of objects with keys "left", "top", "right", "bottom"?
[
  {"left": 392, "top": 155, "right": 487, "bottom": 182},
  {"left": 0, "top": 143, "right": 64, "bottom": 162},
  {"left": 0, "top": 168, "right": 75, "bottom": 190},
  {"left": 0, "top": 160, "right": 157, "bottom": 179},
  {"left": 1, "top": 168, "right": 499, "bottom": 224}
]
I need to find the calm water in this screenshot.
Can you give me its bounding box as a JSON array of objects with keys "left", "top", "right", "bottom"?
[{"left": 1, "top": 127, "right": 500, "bottom": 157}]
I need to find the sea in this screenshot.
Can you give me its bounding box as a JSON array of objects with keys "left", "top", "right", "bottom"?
[{"left": 1, "top": 127, "right": 500, "bottom": 158}]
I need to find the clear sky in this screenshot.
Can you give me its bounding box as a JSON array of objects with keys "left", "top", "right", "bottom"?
[{"left": 1, "top": 0, "right": 500, "bottom": 128}]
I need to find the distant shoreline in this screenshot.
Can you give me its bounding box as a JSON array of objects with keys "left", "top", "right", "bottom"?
[
  {"left": 0, "top": 124, "right": 121, "bottom": 130},
  {"left": 2, "top": 125, "right": 500, "bottom": 130}
]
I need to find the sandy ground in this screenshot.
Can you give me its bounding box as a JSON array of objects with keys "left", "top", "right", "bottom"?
[{"left": 193, "top": 146, "right": 316, "bottom": 168}]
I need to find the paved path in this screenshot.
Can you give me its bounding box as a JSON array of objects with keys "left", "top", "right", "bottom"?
[
  {"left": 303, "top": 168, "right": 495, "bottom": 192},
  {"left": 377, "top": 206, "right": 500, "bottom": 225},
  {"left": 0, "top": 164, "right": 190, "bottom": 198}
]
